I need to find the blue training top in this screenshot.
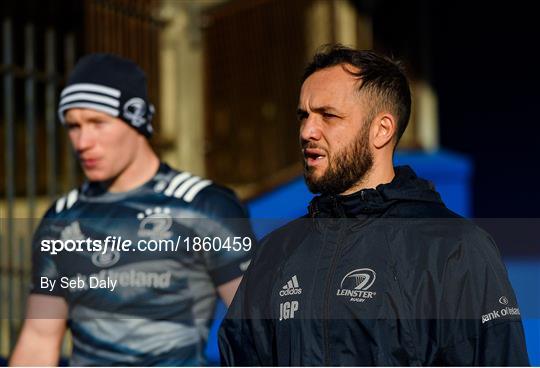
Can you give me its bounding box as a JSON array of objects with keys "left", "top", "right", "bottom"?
[{"left": 31, "top": 162, "right": 254, "bottom": 366}]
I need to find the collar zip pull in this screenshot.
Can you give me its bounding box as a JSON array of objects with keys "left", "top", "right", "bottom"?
[{"left": 309, "top": 200, "right": 319, "bottom": 219}]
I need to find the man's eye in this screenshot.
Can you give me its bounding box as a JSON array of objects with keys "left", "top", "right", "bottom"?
[
  {"left": 297, "top": 113, "right": 308, "bottom": 122},
  {"left": 66, "top": 124, "right": 79, "bottom": 131},
  {"left": 322, "top": 112, "right": 337, "bottom": 119},
  {"left": 93, "top": 120, "right": 108, "bottom": 127}
]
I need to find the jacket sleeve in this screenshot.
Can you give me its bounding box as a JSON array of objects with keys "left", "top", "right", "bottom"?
[
  {"left": 439, "top": 322, "right": 529, "bottom": 366},
  {"left": 218, "top": 235, "right": 276, "bottom": 366},
  {"left": 434, "top": 228, "right": 530, "bottom": 366}
]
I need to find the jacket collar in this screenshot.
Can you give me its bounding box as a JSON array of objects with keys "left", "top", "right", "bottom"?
[{"left": 308, "top": 166, "right": 443, "bottom": 218}]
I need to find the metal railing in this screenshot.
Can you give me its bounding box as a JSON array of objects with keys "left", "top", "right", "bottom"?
[{"left": 0, "top": 16, "right": 77, "bottom": 357}]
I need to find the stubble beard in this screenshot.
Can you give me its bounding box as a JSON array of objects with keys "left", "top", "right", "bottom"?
[{"left": 303, "top": 124, "right": 373, "bottom": 195}]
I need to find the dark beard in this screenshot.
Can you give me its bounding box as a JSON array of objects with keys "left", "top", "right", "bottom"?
[{"left": 303, "top": 125, "right": 373, "bottom": 195}]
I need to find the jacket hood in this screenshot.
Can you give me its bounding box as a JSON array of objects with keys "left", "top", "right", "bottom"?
[{"left": 308, "top": 165, "right": 443, "bottom": 218}]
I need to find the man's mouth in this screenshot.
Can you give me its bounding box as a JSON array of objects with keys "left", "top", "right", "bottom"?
[
  {"left": 81, "top": 158, "right": 99, "bottom": 169},
  {"left": 303, "top": 148, "right": 327, "bottom": 167}
]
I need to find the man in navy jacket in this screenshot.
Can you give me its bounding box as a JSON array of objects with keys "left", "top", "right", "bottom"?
[{"left": 218, "top": 45, "right": 529, "bottom": 366}]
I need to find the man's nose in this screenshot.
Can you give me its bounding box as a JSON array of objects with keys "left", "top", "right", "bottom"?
[
  {"left": 74, "top": 127, "right": 96, "bottom": 152},
  {"left": 300, "top": 115, "right": 322, "bottom": 142}
]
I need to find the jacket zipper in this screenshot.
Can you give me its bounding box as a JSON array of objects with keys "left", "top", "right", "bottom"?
[{"left": 322, "top": 198, "right": 346, "bottom": 365}]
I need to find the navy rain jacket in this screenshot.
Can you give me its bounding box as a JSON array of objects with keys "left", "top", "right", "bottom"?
[{"left": 219, "top": 166, "right": 529, "bottom": 366}]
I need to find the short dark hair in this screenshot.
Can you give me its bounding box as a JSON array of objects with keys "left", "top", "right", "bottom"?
[{"left": 302, "top": 44, "right": 411, "bottom": 144}]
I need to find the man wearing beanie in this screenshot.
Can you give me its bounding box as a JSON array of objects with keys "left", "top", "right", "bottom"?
[{"left": 10, "top": 54, "right": 255, "bottom": 366}]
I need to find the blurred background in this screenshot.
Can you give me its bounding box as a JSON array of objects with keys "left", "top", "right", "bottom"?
[{"left": 0, "top": 0, "right": 538, "bottom": 365}]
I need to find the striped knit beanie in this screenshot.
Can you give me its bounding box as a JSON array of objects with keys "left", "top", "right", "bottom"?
[{"left": 58, "top": 53, "right": 154, "bottom": 137}]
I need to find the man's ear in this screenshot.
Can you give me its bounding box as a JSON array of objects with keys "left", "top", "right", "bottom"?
[{"left": 371, "top": 113, "right": 397, "bottom": 149}]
